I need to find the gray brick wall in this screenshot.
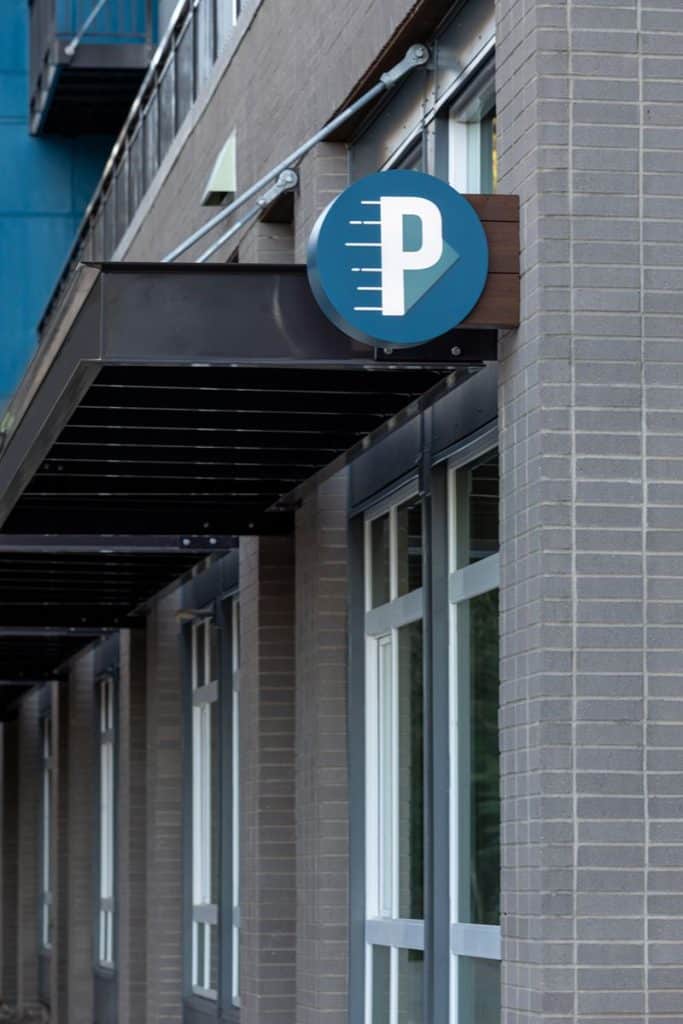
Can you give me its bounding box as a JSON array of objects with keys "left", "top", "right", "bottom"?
[
  {"left": 120, "top": 0, "right": 416, "bottom": 261},
  {"left": 1, "top": 722, "right": 18, "bottom": 1010},
  {"left": 145, "top": 592, "right": 184, "bottom": 1024},
  {"left": 496, "top": 0, "right": 683, "bottom": 1019},
  {"left": 294, "top": 143, "right": 349, "bottom": 262},
  {"left": 16, "top": 689, "right": 43, "bottom": 1019},
  {"left": 239, "top": 536, "right": 297, "bottom": 1024},
  {"left": 117, "top": 629, "right": 147, "bottom": 1024},
  {"left": 295, "top": 473, "right": 350, "bottom": 1024}
]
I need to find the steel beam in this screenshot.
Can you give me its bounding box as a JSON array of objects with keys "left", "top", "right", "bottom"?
[{"left": 0, "top": 534, "right": 237, "bottom": 554}]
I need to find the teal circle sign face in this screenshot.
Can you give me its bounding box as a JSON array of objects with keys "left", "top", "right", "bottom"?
[{"left": 307, "top": 170, "right": 489, "bottom": 347}]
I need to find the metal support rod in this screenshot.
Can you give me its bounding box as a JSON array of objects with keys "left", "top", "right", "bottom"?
[
  {"left": 162, "top": 43, "right": 430, "bottom": 263},
  {"left": 197, "top": 169, "right": 299, "bottom": 263},
  {"left": 64, "top": 0, "right": 112, "bottom": 57}
]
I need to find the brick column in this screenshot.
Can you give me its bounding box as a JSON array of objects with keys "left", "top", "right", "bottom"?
[
  {"left": 54, "top": 676, "right": 69, "bottom": 1024},
  {"left": 237, "top": 220, "right": 294, "bottom": 264},
  {"left": 239, "top": 536, "right": 296, "bottom": 1024},
  {"left": 117, "top": 629, "right": 147, "bottom": 1024},
  {"left": 294, "top": 142, "right": 348, "bottom": 261},
  {"left": 496, "top": 0, "right": 683, "bottom": 1019},
  {"left": 16, "top": 688, "right": 43, "bottom": 1021},
  {"left": 0, "top": 721, "right": 18, "bottom": 1013},
  {"left": 295, "top": 474, "right": 349, "bottom": 1024},
  {"left": 145, "top": 592, "right": 184, "bottom": 1024}
]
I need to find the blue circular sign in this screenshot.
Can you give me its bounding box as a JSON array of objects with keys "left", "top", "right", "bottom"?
[{"left": 307, "top": 170, "right": 489, "bottom": 347}]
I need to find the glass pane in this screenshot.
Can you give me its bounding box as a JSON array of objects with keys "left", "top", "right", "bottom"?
[
  {"left": 196, "top": 0, "right": 215, "bottom": 90},
  {"left": 143, "top": 94, "right": 159, "bottom": 188},
  {"left": 216, "top": 0, "right": 234, "bottom": 51},
  {"left": 371, "top": 513, "right": 390, "bottom": 607},
  {"left": 159, "top": 57, "right": 176, "bottom": 159},
  {"left": 195, "top": 622, "right": 206, "bottom": 689},
  {"left": 210, "top": 922, "right": 219, "bottom": 994},
  {"left": 195, "top": 921, "right": 205, "bottom": 987},
  {"left": 103, "top": 188, "right": 115, "bottom": 259},
  {"left": 115, "top": 158, "right": 129, "bottom": 245},
  {"left": 461, "top": 590, "right": 500, "bottom": 926},
  {"left": 480, "top": 112, "right": 497, "bottom": 194},
  {"left": 459, "top": 957, "right": 500, "bottom": 1024},
  {"left": 378, "top": 636, "right": 393, "bottom": 918},
  {"left": 209, "top": 621, "right": 219, "bottom": 683},
  {"left": 397, "top": 497, "right": 422, "bottom": 596},
  {"left": 457, "top": 451, "right": 499, "bottom": 567},
  {"left": 233, "top": 601, "right": 240, "bottom": 670},
  {"left": 398, "top": 948, "right": 423, "bottom": 1024},
  {"left": 211, "top": 699, "right": 220, "bottom": 906},
  {"left": 372, "top": 946, "right": 391, "bottom": 1024},
  {"left": 398, "top": 621, "right": 423, "bottom": 920},
  {"left": 176, "top": 20, "right": 194, "bottom": 129}
]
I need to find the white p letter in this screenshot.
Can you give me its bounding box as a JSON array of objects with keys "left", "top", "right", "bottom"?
[{"left": 379, "top": 196, "right": 443, "bottom": 316}]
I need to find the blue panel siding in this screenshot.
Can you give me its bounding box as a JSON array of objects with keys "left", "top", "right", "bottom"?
[
  {"left": 0, "top": 0, "right": 115, "bottom": 410},
  {"left": 56, "top": 0, "right": 150, "bottom": 42}
]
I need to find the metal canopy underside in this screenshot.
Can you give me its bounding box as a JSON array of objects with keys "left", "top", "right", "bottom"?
[
  {"left": 0, "top": 263, "right": 495, "bottom": 685},
  {"left": 0, "top": 550, "right": 204, "bottom": 629},
  {"left": 0, "top": 263, "right": 496, "bottom": 537}
]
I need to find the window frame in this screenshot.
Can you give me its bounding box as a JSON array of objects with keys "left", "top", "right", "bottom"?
[
  {"left": 96, "top": 672, "right": 117, "bottom": 969},
  {"left": 447, "top": 447, "right": 502, "bottom": 1024},
  {"left": 190, "top": 615, "right": 220, "bottom": 1002},
  {"left": 363, "top": 481, "right": 426, "bottom": 1024},
  {"left": 40, "top": 711, "right": 53, "bottom": 952},
  {"left": 183, "top": 586, "right": 241, "bottom": 1020}
]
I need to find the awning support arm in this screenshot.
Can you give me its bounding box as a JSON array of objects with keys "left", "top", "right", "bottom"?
[{"left": 162, "top": 43, "right": 430, "bottom": 263}]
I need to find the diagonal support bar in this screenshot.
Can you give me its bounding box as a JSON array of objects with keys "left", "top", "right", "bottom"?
[{"left": 162, "top": 44, "right": 430, "bottom": 263}]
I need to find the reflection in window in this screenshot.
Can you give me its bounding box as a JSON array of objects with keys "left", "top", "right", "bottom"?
[
  {"left": 398, "top": 622, "right": 423, "bottom": 921},
  {"left": 372, "top": 946, "right": 391, "bottom": 1024},
  {"left": 98, "top": 676, "right": 115, "bottom": 966},
  {"left": 191, "top": 618, "right": 219, "bottom": 999},
  {"left": 398, "top": 948, "right": 424, "bottom": 1023},
  {"left": 397, "top": 498, "right": 423, "bottom": 597},
  {"left": 459, "top": 957, "right": 501, "bottom": 1024},
  {"left": 449, "top": 99, "right": 497, "bottom": 195},
  {"left": 371, "top": 513, "right": 391, "bottom": 607},
  {"left": 41, "top": 714, "right": 53, "bottom": 950},
  {"left": 455, "top": 450, "right": 499, "bottom": 568},
  {"left": 462, "top": 590, "right": 500, "bottom": 926}
]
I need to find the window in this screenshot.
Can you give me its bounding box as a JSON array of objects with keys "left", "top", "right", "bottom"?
[
  {"left": 231, "top": 600, "right": 241, "bottom": 1008},
  {"left": 98, "top": 674, "right": 116, "bottom": 967},
  {"left": 40, "top": 713, "right": 53, "bottom": 951},
  {"left": 448, "top": 450, "right": 501, "bottom": 1022},
  {"left": 448, "top": 75, "right": 497, "bottom": 194},
  {"left": 191, "top": 617, "right": 220, "bottom": 999},
  {"left": 365, "top": 489, "right": 425, "bottom": 1024}
]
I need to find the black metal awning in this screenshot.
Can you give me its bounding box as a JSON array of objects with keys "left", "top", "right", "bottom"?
[
  {"left": 0, "top": 262, "right": 495, "bottom": 689},
  {"left": 0, "top": 263, "right": 495, "bottom": 536}
]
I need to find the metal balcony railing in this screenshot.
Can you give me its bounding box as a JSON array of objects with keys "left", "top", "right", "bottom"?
[
  {"left": 29, "top": 0, "right": 156, "bottom": 134},
  {"left": 38, "top": 0, "right": 242, "bottom": 339}
]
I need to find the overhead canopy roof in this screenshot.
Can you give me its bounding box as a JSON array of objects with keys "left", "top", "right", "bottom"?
[
  {"left": 0, "top": 263, "right": 495, "bottom": 536},
  {"left": 0, "top": 262, "right": 496, "bottom": 689}
]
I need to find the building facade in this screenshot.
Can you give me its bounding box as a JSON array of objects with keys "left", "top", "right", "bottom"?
[{"left": 1, "top": 0, "right": 683, "bottom": 1022}]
